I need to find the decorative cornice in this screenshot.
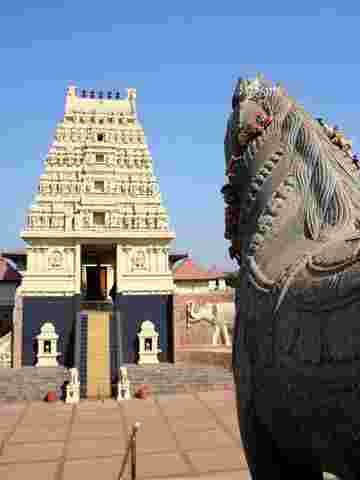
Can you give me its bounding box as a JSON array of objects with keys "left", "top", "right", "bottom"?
[
  {"left": 120, "top": 290, "right": 174, "bottom": 296},
  {"left": 20, "top": 291, "right": 76, "bottom": 297},
  {"left": 21, "top": 230, "right": 175, "bottom": 240}
]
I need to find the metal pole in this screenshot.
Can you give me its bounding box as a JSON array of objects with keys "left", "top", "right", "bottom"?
[
  {"left": 131, "top": 432, "right": 136, "bottom": 480},
  {"left": 117, "top": 422, "right": 141, "bottom": 480}
]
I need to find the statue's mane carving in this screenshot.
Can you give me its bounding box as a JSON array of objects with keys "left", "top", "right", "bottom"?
[
  {"left": 283, "top": 103, "right": 360, "bottom": 240},
  {"left": 232, "top": 80, "right": 360, "bottom": 241}
]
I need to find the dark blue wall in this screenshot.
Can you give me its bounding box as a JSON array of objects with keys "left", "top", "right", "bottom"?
[
  {"left": 113, "top": 294, "right": 173, "bottom": 363},
  {"left": 22, "top": 296, "right": 80, "bottom": 367}
]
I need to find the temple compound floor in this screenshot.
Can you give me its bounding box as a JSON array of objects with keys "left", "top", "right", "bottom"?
[{"left": 0, "top": 391, "right": 250, "bottom": 480}]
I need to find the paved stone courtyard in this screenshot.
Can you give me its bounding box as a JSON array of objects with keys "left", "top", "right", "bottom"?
[{"left": 0, "top": 391, "right": 251, "bottom": 480}]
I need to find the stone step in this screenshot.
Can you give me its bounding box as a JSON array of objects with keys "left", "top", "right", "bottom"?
[
  {"left": 117, "top": 364, "right": 234, "bottom": 396},
  {"left": 0, "top": 367, "right": 69, "bottom": 401},
  {"left": 128, "top": 382, "right": 234, "bottom": 396},
  {"left": 0, "top": 364, "right": 234, "bottom": 400},
  {"left": 121, "top": 365, "right": 233, "bottom": 373},
  {"left": 126, "top": 379, "right": 234, "bottom": 385}
]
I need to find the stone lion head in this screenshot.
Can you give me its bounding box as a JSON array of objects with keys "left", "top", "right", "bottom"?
[{"left": 224, "top": 74, "right": 360, "bottom": 261}]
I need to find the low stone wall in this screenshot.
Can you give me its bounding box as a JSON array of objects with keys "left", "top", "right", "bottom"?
[
  {"left": 176, "top": 347, "right": 232, "bottom": 371},
  {"left": 0, "top": 367, "right": 69, "bottom": 401}
]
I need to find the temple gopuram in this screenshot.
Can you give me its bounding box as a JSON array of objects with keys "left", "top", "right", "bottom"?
[{"left": 19, "top": 86, "right": 175, "bottom": 395}]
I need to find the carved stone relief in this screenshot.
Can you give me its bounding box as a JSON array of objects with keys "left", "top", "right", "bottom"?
[
  {"left": 48, "top": 250, "right": 63, "bottom": 270},
  {"left": 131, "top": 249, "right": 147, "bottom": 271},
  {"left": 82, "top": 210, "right": 91, "bottom": 227}
]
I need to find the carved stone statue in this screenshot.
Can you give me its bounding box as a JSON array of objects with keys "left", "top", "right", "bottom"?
[
  {"left": 132, "top": 250, "right": 146, "bottom": 270},
  {"left": 120, "top": 366, "right": 128, "bottom": 384},
  {"left": 70, "top": 367, "right": 79, "bottom": 385},
  {"left": 48, "top": 250, "right": 63, "bottom": 269},
  {"left": 66, "top": 367, "right": 80, "bottom": 404},
  {"left": 223, "top": 74, "right": 360, "bottom": 479},
  {"left": 158, "top": 214, "right": 168, "bottom": 229},
  {"left": 111, "top": 212, "right": 118, "bottom": 225},
  {"left": 83, "top": 210, "right": 91, "bottom": 226},
  {"left": 117, "top": 366, "right": 131, "bottom": 401},
  {"left": 186, "top": 302, "right": 232, "bottom": 346},
  {"left": 317, "top": 118, "right": 353, "bottom": 156},
  {"left": 74, "top": 213, "right": 81, "bottom": 230}
]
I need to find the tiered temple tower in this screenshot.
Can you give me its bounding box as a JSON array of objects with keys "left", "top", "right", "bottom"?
[{"left": 19, "top": 86, "right": 175, "bottom": 394}]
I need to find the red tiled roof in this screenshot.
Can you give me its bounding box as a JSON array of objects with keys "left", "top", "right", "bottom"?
[
  {"left": 169, "top": 252, "right": 189, "bottom": 264},
  {"left": 2, "top": 249, "right": 26, "bottom": 256},
  {"left": 173, "top": 258, "right": 223, "bottom": 281},
  {"left": 0, "top": 257, "right": 22, "bottom": 283}
]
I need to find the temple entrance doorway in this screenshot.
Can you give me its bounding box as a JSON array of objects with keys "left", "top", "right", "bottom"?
[
  {"left": 81, "top": 244, "right": 116, "bottom": 302},
  {"left": 86, "top": 266, "right": 107, "bottom": 300}
]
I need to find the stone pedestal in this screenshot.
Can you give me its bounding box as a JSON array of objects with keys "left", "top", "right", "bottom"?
[
  {"left": 137, "top": 320, "right": 161, "bottom": 365},
  {"left": 36, "top": 322, "right": 59, "bottom": 367}
]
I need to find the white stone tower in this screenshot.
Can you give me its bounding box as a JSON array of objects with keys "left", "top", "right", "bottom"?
[{"left": 20, "top": 86, "right": 175, "bottom": 298}]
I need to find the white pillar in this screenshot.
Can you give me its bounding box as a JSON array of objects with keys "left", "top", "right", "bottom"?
[
  {"left": 69, "top": 248, "right": 74, "bottom": 273},
  {"left": 162, "top": 247, "right": 169, "bottom": 273},
  {"left": 40, "top": 248, "right": 46, "bottom": 271},
  {"left": 123, "top": 246, "right": 131, "bottom": 273},
  {"left": 116, "top": 244, "right": 122, "bottom": 293},
  {"left": 26, "top": 248, "right": 33, "bottom": 273},
  {"left": 146, "top": 247, "right": 153, "bottom": 273},
  {"left": 75, "top": 244, "right": 81, "bottom": 294},
  {"left": 107, "top": 266, "right": 114, "bottom": 299},
  {"left": 154, "top": 247, "right": 161, "bottom": 272},
  {"left": 158, "top": 248, "right": 164, "bottom": 273},
  {"left": 35, "top": 248, "right": 41, "bottom": 272},
  {"left": 63, "top": 248, "right": 69, "bottom": 273},
  {"left": 32, "top": 248, "right": 39, "bottom": 272},
  {"left": 42, "top": 248, "right": 48, "bottom": 272}
]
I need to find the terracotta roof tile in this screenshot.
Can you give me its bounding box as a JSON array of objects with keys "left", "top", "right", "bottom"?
[
  {"left": 169, "top": 252, "right": 189, "bottom": 266},
  {"left": 2, "top": 249, "right": 26, "bottom": 255},
  {"left": 173, "top": 258, "right": 221, "bottom": 281}
]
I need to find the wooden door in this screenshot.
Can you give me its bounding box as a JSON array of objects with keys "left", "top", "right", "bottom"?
[{"left": 100, "top": 267, "right": 107, "bottom": 297}]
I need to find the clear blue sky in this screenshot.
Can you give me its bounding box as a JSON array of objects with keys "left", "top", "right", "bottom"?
[{"left": 1, "top": 2, "right": 360, "bottom": 271}]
